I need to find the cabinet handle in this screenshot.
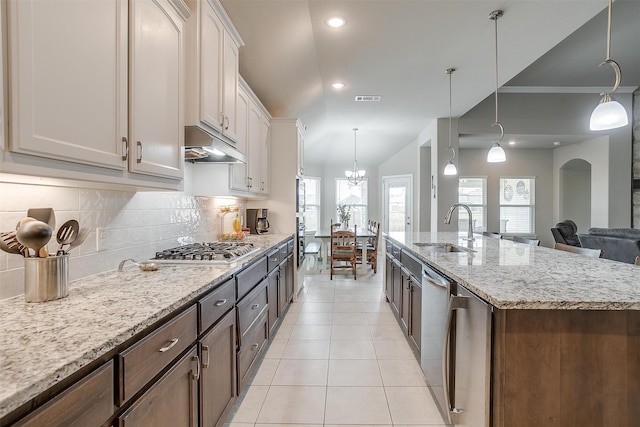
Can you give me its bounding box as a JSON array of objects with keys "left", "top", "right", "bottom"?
[
  {"left": 121, "top": 137, "right": 129, "bottom": 161},
  {"left": 251, "top": 303, "right": 260, "bottom": 310},
  {"left": 224, "top": 116, "right": 230, "bottom": 130},
  {"left": 202, "top": 345, "right": 210, "bottom": 368},
  {"left": 220, "top": 112, "right": 225, "bottom": 127},
  {"left": 192, "top": 355, "right": 200, "bottom": 380},
  {"left": 249, "top": 177, "right": 253, "bottom": 188},
  {"left": 158, "top": 338, "right": 179, "bottom": 352},
  {"left": 251, "top": 343, "right": 259, "bottom": 350},
  {"left": 136, "top": 141, "right": 143, "bottom": 163},
  {"left": 261, "top": 182, "right": 265, "bottom": 192},
  {"left": 442, "top": 295, "right": 469, "bottom": 423},
  {"left": 214, "top": 299, "right": 227, "bottom": 307}
]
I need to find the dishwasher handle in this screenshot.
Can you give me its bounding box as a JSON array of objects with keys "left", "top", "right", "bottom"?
[{"left": 443, "top": 294, "right": 469, "bottom": 424}]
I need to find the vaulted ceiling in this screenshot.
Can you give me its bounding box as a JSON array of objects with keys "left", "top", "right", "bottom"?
[{"left": 221, "top": 0, "right": 640, "bottom": 166}]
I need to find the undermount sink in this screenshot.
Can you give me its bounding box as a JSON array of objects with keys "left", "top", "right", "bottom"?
[{"left": 413, "top": 242, "right": 474, "bottom": 253}]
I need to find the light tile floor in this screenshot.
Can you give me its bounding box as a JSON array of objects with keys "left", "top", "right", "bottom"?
[{"left": 225, "top": 263, "right": 448, "bottom": 427}]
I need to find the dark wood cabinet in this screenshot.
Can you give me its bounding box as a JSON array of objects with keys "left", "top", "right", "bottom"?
[
  {"left": 13, "top": 361, "right": 114, "bottom": 427},
  {"left": 237, "top": 310, "right": 269, "bottom": 393},
  {"left": 400, "top": 269, "right": 411, "bottom": 335},
  {"left": 117, "top": 346, "right": 199, "bottom": 427},
  {"left": 279, "top": 254, "right": 294, "bottom": 316},
  {"left": 199, "top": 309, "right": 237, "bottom": 427},
  {"left": 384, "top": 255, "right": 393, "bottom": 302},
  {"left": 267, "top": 268, "right": 279, "bottom": 334},
  {"left": 407, "top": 273, "right": 422, "bottom": 355},
  {"left": 391, "top": 259, "right": 402, "bottom": 317},
  {"left": 285, "top": 253, "right": 294, "bottom": 304}
]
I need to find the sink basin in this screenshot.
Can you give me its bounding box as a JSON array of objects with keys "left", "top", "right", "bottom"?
[{"left": 413, "top": 242, "right": 474, "bottom": 253}]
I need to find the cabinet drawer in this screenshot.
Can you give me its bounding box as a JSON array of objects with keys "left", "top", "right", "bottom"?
[
  {"left": 287, "top": 239, "right": 294, "bottom": 255},
  {"left": 237, "top": 280, "right": 268, "bottom": 343},
  {"left": 266, "top": 248, "right": 280, "bottom": 272},
  {"left": 278, "top": 243, "right": 288, "bottom": 260},
  {"left": 14, "top": 361, "right": 114, "bottom": 427},
  {"left": 118, "top": 346, "right": 199, "bottom": 426},
  {"left": 401, "top": 249, "right": 423, "bottom": 281},
  {"left": 118, "top": 306, "right": 197, "bottom": 405},
  {"left": 199, "top": 278, "right": 235, "bottom": 334},
  {"left": 236, "top": 257, "right": 267, "bottom": 300},
  {"left": 237, "top": 311, "right": 268, "bottom": 393}
]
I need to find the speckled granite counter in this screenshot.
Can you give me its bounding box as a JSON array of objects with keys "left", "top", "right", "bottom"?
[
  {"left": 0, "top": 233, "right": 292, "bottom": 419},
  {"left": 387, "top": 232, "right": 640, "bottom": 310}
]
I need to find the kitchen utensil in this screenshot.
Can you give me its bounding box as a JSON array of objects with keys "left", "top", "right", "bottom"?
[
  {"left": 56, "top": 219, "right": 79, "bottom": 254},
  {"left": 118, "top": 258, "right": 158, "bottom": 271},
  {"left": 27, "top": 208, "right": 56, "bottom": 256},
  {"left": 65, "top": 227, "right": 90, "bottom": 254},
  {"left": 0, "top": 231, "right": 28, "bottom": 256},
  {"left": 26, "top": 208, "right": 56, "bottom": 230},
  {"left": 16, "top": 220, "right": 53, "bottom": 258}
]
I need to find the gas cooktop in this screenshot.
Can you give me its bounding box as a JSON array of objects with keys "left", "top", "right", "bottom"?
[{"left": 151, "top": 242, "right": 261, "bottom": 264}]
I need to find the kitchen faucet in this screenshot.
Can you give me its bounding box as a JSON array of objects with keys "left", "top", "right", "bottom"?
[{"left": 444, "top": 203, "right": 475, "bottom": 241}]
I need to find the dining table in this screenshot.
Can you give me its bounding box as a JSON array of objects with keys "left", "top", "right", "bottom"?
[{"left": 314, "top": 227, "right": 376, "bottom": 272}]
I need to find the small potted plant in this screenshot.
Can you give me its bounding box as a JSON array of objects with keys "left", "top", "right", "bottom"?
[{"left": 337, "top": 204, "right": 351, "bottom": 229}]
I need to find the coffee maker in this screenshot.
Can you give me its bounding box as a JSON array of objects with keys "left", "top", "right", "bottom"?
[{"left": 246, "top": 208, "right": 270, "bottom": 234}]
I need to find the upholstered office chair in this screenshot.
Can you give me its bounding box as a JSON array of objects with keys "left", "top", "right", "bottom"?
[
  {"left": 554, "top": 242, "right": 602, "bottom": 258},
  {"left": 330, "top": 224, "right": 357, "bottom": 280},
  {"left": 551, "top": 220, "right": 581, "bottom": 247},
  {"left": 482, "top": 232, "right": 502, "bottom": 239},
  {"left": 513, "top": 236, "right": 541, "bottom": 246}
]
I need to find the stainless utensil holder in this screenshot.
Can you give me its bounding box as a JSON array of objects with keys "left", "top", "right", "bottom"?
[{"left": 24, "top": 254, "right": 69, "bottom": 302}]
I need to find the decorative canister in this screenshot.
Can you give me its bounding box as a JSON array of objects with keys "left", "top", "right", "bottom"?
[{"left": 24, "top": 254, "right": 69, "bottom": 303}]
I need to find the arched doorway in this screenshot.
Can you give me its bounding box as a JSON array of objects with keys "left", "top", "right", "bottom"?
[{"left": 559, "top": 159, "right": 591, "bottom": 232}]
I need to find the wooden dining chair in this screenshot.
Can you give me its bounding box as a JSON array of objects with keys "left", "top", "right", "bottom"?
[
  {"left": 554, "top": 242, "right": 603, "bottom": 258},
  {"left": 482, "top": 232, "right": 502, "bottom": 239},
  {"left": 330, "top": 224, "right": 357, "bottom": 280},
  {"left": 358, "top": 221, "right": 380, "bottom": 274},
  {"left": 513, "top": 236, "right": 541, "bottom": 246}
]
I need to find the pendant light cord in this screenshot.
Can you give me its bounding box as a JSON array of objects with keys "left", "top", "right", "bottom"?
[
  {"left": 490, "top": 10, "right": 504, "bottom": 142},
  {"left": 447, "top": 68, "right": 455, "bottom": 160},
  {"left": 606, "top": 0, "right": 612, "bottom": 60}
]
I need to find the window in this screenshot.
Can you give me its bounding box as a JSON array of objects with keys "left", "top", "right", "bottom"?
[
  {"left": 336, "top": 178, "right": 368, "bottom": 229},
  {"left": 500, "top": 177, "right": 535, "bottom": 234},
  {"left": 458, "top": 177, "right": 487, "bottom": 233},
  {"left": 303, "top": 177, "right": 321, "bottom": 233}
]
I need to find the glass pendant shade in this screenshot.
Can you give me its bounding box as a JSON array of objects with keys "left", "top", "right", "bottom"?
[
  {"left": 589, "top": 96, "right": 628, "bottom": 130},
  {"left": 444, "top": 161, "right": 458, "bottom": 175},
  {"left": 487, "top": 142, "right": 506, "bottom": 163}
]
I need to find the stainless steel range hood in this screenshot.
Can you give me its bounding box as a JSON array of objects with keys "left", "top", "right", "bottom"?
[{"left": 184, "top": 126, "right": 247, "bottom": 163}]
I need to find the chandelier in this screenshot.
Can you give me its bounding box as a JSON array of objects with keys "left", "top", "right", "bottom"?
[{"left": 345, "top": 128, "right": 366, "bottom": 185}]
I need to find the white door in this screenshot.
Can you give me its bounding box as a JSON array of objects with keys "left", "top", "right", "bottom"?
[{"left": 383, "top": 175, "right": 413, "bottom": 234}]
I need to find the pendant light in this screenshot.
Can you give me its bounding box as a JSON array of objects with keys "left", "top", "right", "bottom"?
[
  {"left": 444, "top": 68, "right": 458, "bottom": 176},
  {"left": 345, "top": 128, "right": 366, "bottom": 185},
  {"left": 589, "top": 0, "right": 628, "bottom": 131},
  {"left": 487, "top": 9, "right": 506, "bottom": 163}
]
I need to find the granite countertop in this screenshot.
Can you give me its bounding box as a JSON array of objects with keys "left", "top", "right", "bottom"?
[
  {"left": 0, "top": 233, "right": 292, "bottom": 419},
  {"left": 387, "top": 232, "right": 640, "bottom": 311}
]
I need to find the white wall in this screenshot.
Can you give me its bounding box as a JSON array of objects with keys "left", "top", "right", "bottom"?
[
  {"left": 560, "top": 161, "right": 591, "bottom": 233},
  {"left": 459, "top": 148, "right": 555, "bottom": 247},
  {"left": 553, "top": 136, "right": 610, "bottom": 227},
  {"left": 0, "top": 180, "right": 240, "bottom": 300}
]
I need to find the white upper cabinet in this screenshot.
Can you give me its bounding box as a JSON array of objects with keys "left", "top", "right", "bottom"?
[
  {"left": 7, "top": 0, "right": 128, "bottom": 169},
  {"left": 260, "top": 116, "right": 271, "bottom": 194},
  {"left": 4, "top": 0, "right": 189, "bottom": 186},
  {"left": 185, "top": 0, "right": 242, "bottom": 143},
  {"left": 230, "top": 86, "right": 249, "bottom": 191},
  {"left": 129, "top": 0, "right": 185, "bottom": 179},
  {"left": 297, "top": 126, "right": 305, "bottom": 177}
]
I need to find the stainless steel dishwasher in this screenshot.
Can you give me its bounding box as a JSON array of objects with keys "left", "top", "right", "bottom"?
[{"left": 421, "top": 264, "right": 492, "bottom": 426}]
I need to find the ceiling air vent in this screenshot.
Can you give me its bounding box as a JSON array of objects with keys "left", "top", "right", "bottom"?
[{"left": 355, "top": 95, "right": 381, "bottom": 102}]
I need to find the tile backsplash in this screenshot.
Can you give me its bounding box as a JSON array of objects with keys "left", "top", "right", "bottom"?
[{"left": 0, "top": 181, "right": 245, "bottom": 300}]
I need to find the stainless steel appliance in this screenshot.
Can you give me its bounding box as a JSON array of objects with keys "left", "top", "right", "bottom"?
[
  {"left": 296, "top": 219, "right": 305, "bottom": 268},
  {"left": 296, "top": 177, "right": 305, "bottom": 214},
  {"left": 421, "top": 264, "right": 491, "bottom": 426},
  {"left": 246, "top": 208, "right": 270, "bottom": 234},
  {"left": 151, "top": 242, "right": 260, "bottom": 264}
]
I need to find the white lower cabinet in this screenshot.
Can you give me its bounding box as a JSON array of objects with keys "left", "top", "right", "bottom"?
[{"left": 3, "top": 0, "right": 189, "bottom": 187}]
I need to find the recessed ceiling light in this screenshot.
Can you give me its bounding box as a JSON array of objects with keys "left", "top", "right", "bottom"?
[
  {"left": 508, "top": 141, "right": 516, "bottom": 146},
  {"left": 326, "top": 16, "right": 347, "bottom": 28},
  {"left": 331, "top": 82, "right": 345, "bottom": 89},
  {"left": 553, "top": 141, "right": 561, "bottom": 146}
]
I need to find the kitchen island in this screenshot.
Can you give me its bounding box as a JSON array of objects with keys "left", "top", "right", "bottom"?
[
  {"left": 0, "top": 233, "right": 293, "bottom": 425},
  {"left": 385, "top": 232, "right": 640, "bottom": 427}
]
